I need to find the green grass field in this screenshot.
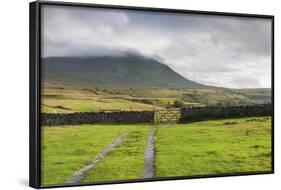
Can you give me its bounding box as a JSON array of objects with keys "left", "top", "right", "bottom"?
[
  {"left": 41, "top": 116, "right": 272, "bottom": 185},
  {"left": 41, "top": 86, "right": 271, "bottom": 113},
  {"left": 82, "top": 127, "right": 150, "bottom": 182},
  {"left": 42, "top": 125, "right": 132, "bottom": 184},
  {"left": 155, "top": 117, "right": 272, "bottom": 177}
]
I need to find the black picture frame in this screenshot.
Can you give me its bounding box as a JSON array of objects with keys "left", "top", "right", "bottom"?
[{"left": 29, "top": 0, "right": 274, "bottom": 189}]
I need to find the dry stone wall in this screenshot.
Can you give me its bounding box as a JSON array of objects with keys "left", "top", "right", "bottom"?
[
  {"left": 41, "top": 111, "right": 154, "bottom": 126},
  {"left": 41, "top": 104, "right": 272, "bottom": 126},
  {"left": 180, "top": 104, "right": 272, "bottom": 122}
]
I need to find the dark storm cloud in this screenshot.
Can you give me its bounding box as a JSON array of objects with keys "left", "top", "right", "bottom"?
[{"left": 41, "top": 5, "right": 272, "bottom": 88}]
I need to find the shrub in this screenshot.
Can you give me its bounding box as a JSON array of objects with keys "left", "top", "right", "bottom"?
[{"left": 172, "top": 100, "right": 185, "bottom": 108}]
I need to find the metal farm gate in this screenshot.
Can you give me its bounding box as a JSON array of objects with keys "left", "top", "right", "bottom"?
[{"left": 154, "top": 109, "right": 181, "bottom": 123}]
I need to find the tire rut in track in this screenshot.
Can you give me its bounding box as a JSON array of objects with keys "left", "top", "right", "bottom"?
[
  {"left": 143, "top": 128, "right": 156, "bottom": 178},
  {"left": 66, "top": 132, "right": 128, "bottom": 184}
]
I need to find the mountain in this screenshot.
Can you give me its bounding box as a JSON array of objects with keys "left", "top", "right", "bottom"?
[{"left": 42, "top": 54, "right": 204, "bottom": 88}]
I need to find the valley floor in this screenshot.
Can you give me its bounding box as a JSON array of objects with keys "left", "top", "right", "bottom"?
[{"left": 41, "top": 116, "right": 272, "bottom": 186}]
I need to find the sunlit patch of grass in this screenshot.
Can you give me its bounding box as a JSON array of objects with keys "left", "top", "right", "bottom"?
[
  {"left": 41, "top": 86, "right": 271, "bottom": 113},
  {"left": 82, "top": 126, "right": 151, "bottom": 182},
  {"left": 154, "top": 117, "right": 272, "bottom": 177},
  {"left": 41, "top": 125, "right": 130, "bottom": 185}
]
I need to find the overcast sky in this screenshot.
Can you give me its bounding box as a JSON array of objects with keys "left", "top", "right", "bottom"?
[{"left": 41, "top": 5, "right": 272, "bottom": 89}]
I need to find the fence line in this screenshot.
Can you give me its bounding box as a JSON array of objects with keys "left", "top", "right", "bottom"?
[
  {"left": 41, "top": 104, "right": 272, "bottom": 126},
  {"left": 180, "top": 104, "right": 272, "bottom": 122}
]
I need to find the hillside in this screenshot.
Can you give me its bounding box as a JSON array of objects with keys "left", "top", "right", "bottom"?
[{"left": 42, "top": 54, "right": 204, "bottom": 88}]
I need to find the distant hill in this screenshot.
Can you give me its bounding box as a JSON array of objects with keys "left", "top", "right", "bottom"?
[{"left": 42, "top": 54, "right": 205, "bottom": 88}]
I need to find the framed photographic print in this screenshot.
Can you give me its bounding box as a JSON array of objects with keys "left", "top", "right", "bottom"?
[{"left": 29, "top": 0, "right": 274, "bottom": 188}]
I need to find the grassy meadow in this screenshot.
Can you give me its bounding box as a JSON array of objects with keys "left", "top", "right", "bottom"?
[
  {"left": 42, "top": 125, "right": 129, "bottom": 184},
  {"left": 155, "top": 117, "right": 272, "bottom": 177},
  {"left": 42, "top": 117, "right": 272, "bottom": 185},
  {"left": 41, "top": 86, "right": 271, "bottom": 113}
]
